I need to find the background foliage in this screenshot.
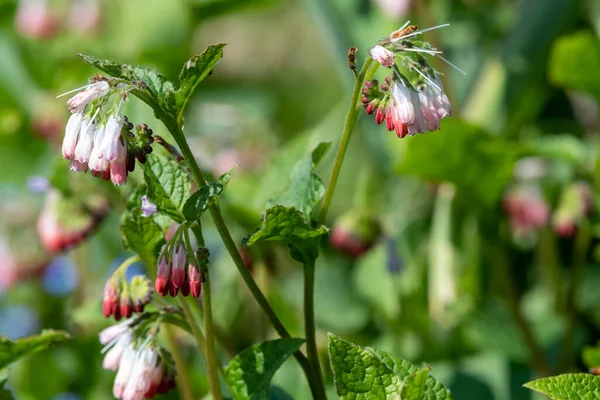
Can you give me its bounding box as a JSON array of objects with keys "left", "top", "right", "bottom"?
[{"left": 0, "top": 0, "right": 599, "bottom": 399}]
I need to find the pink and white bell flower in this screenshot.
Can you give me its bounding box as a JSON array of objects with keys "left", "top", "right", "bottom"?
[
  {"left": 102, "top": 114, "right": 124, "bottom": 161},
  {"left": 369, "top": 45, "right": 395, "bottom": 67},
  {"left": 62, "top": 112, "right": 83, "bottom": 159},
  {"left": 88, "top": 125, "right": 108, "bottom": 175},
  {"left": 431, "top": 75, "right": 452, "bottom": 118},
  {"left": 109, "top": 138, "right": 128, "bottom": 186},
  {"left": 102, "top": 332, "right": 133, "bottom": 371},
  {"left": 113, "top": 344, "right": 138, "bottom": 398},
  {"left": 99, "top": 319, "right": 133, "bottom": 345},
  {"left": 390, "top": 81, "right": 415, "bottom": 124},
  {"left": 122, "top": 347, "right": 159, "bottom": 400},
  {"left": 66, "top": 80, "right": 110, "bottom": 113},
  {"left": 171, "top": 244, "right": 187, "bottom": 289},
  {"left": 74, "top": 119, "right": 96, "bottom": 163}
]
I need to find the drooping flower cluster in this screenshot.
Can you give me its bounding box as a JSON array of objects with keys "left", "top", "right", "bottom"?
[
  {"left": 362, "top": 22, "right": 462, "bottom": 138},
  {"left": 100, "top": 319, "right": 176, "bottom": 400},
  {"left": 155, "top": 242, "right": 204, "bottom": 298},
  {"left": 103, "top": 274, "right": 153, "bottom": 320},
  {"left": 59, "top": 77, "right": 155, "bottom": 185}
]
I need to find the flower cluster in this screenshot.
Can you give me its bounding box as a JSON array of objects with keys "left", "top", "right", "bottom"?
[
  {"left": 59, "top": 77, "right": 154, "bottom": 186},
  {"left": 103, "top": 274, "right": 153, "bottom": 320},
  {"left": 100, "top": 319, "right": 176, "bottom": 400},
  {"left": 503, "top": 184, "right": 550, "bottom": 238},
  {"left": 155, "top": 242, "right": 204, "bottom": 298},
  {"left": 362, "top": 23, "right": 462, "bottom": 138},
  {"left": 37, "top": 189, "right": 108, "bottom": 253}
]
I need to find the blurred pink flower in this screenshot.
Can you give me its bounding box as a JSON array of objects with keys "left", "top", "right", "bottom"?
[
  {"left": 14, "top": 0, "right": 59, "bottom": 39},
  {"left": 373, "top": 0, "right": 414, "bottom": 19}
]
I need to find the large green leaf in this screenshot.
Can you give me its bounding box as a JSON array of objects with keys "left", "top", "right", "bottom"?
[
  {"left": 243, "top": 205, "right": 328, "bottom": 262},
  {"left": 549, "top": 31, "right": 600, "bottom": 100},
  {"left": 372, "top": 349, "right": 453, "bottom": 400},
  {"left": 328, "top": 334, "right": 403, "bottom": 399},
  {"left": 268, "top": 142, "right": 330, "bottom": 218},
  {"left": 0, "top": 330, "right": 70, "bottom": 370},
  {"left": 175, "top": 44, "right": 226, "bottom": 120},
  {"left": 225, "top": 338, "right": 304, "bottom": 400},
  {"left": 121, "top": 207, "right": 165, "bottom": 267},
  {"left": 142, "top": 155, "right": 191, "bottom": 222},
  {"left": 401, "top": 367, "right": 431, "bottom": 400},
  {"left": 524, "top": 374, "right": 600, "bottom": 399},
  {"left": 183, "top": 168, "right": 233, "bottom": 221}
]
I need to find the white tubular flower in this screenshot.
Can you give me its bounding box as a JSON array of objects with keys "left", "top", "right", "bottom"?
[
  {"left": 369, "top": 45, "right": 395, "bottom": 67},
  {"left": 431, "top": 75, "right": 452, "bottom": 118},
  {"left": 67, "top": 80, "right": 110, "bottom": 113},
  {"left": 144, "top": 363, "right": 164, "bottom": 398},
  {"left": 390, "top": 82, "right": 415, "bottom": 124},
  {"left": 102, "top": 114, "right": 124, "bottom": 161},
  {"left": 109, "top": 137, "right": 128, "bottom": 186},
  {"left": 99, "top": 319, "right": 132, "bottom": 345},
  {"left": 418, "top": 87, "right": 441, "bottom": 131},
  {"left": 407, "top": 90, "right": 427, "bottom": 135},
  {"left": 102, "top": 332, "right": 132, "bottom": 371},
  {"left": 62, "top": 112, "right": 83, "bottom": 159},
  {"left": 74, "top": 119, "right": 96, "bottom": 163},
  {"left": 113, "top": 344, "right": 138, "bottom": 398},
  {"left": 122, "top": 347, "right": 157, "bottom": 400},
  {"left": 88, "top": 125, "right": 108, "bottom": 173}
]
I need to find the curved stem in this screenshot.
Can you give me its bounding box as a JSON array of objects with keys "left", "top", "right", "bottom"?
[
  {"left": 319, "top": 57, "right": 378, "bottom": 224},
  {"left": 164, "top": 326, "right": 195, "bottom": 400},
  {"left": 179, "top": 296, "right": 208, "bottom": 356},
  {"left": 304, "top": 259, "right": 326, "bottom": 399},
  {"left": 167, "top": 124, "right": 324, "bottom": 399}
]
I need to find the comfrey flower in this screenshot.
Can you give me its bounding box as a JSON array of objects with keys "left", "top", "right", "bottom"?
[
  {"left": 57, "top": 77, "right": 154, "bottom": 186},
  {"left": 155, "top": 242, "right": 202, "bottom": 298},
  {"left": 100, "top": 320, "right": 176, "bottom": 399},
  {"left": 103, "top": 273, "right": 153, "bottom": 320},
  {"left": 362, "top": 21, "right": 464, "bottom": 138}
]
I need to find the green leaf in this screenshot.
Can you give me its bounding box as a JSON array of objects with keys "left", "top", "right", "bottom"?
[
  {"left": 183, "top": 168, "right": 233, "bottom": 221},
  {"left": 243, "top": 205, "right": 328, "bottom": 262},
  {"left": 78, "top": 54, "right": 177, "bottom": 117},
  {"left": 524, "top": 374, "right": 600, "bottom": 399},
  {"left": 549, "top": 31, "right": 600, "bottom": 100},
  {"left": 268, "top": 142, "right": 331, "bottom": 218},
  {"left": 401, "top": 367, "right": 431, "bottom": 400},
  {"left": 328, "top": 334, "right": 403, "bottom": 399},
  {"left": 142, "top": 155, "right": 191, "bottom": 222},
  {"left": 121, "top": 208, "right": 165, "bottom": 267},
  {"left": 0, "top": 330, "right": 70, "bottom": 369},
  {"left": 175, "top": 44, "right": 226, "bottom": 120},
  {"left": 372, "top": 349, "right": 453, "bottom": 400},
  {"left": 225, "top": 338, "right": 304, "bottom": 400}
]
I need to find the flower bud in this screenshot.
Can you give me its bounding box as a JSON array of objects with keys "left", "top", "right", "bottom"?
[
  {"left": 62, "top": 112, "right": 83, "bottom": 160},
  {"left": 375, "top": 106, "right": 385, "bottom": 125},
  {"left": 155, "top": 252, "right": 170, "bottom": 296},
  {"left": 171, "top": 243, "right": 186, "bottom": 288},
  {"left": 369, "top": 45, "right": 395, "bottom": 67},
  {"left": 141, "top": 195, "right": 157, "bottom": 217},
  {"left": 67, "top": 80, "right": 110, "bottom": 113},
  {"left": 187, "top": 263, "right": 201, "bottom": 298},
  {"left": 119, "top": 295, "right": 133, "bottom": 319},
  {"left": 330, "top": 212, "right": 382, "bottom": 259},
  {"left": 103, "top": 278, "right": 120, "bottom": 318},
  {"left": 167, "top": 280, "right": 178, "bottom": 297}
]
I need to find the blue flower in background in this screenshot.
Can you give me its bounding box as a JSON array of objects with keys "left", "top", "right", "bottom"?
[{"left": 42, "top": 256, "right": 79, "bottom": 296}]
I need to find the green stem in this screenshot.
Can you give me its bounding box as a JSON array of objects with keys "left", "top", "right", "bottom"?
[
  {"left": 319, "top": 57, "right": 377, "bottom": 224},
  {"left": 168, "top": 125, "right": 324, "bottom": 399},
  {"left": 304, "top": 259, "right": 326, "bottom": 399},
  {"left": 178, "top": 298, "right": 209, "bottom": 368},
  {"left": 559, "top": 222, "right": 591, "bottom": 372},
  {"left": 164, "top": 326, "right": 195, "bottom": 400},
  {"left": 202, "top": 268, "right": 223, "bottom": 400},
  {"left": 115, "top": 255, "right": 141, "bottom": 280}
]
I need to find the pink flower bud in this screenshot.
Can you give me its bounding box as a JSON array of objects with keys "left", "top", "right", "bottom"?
[
  {"left": 365, "top": 102, "right": 376, "bottom": 115},
  {"left": 385, "top": 107, "right": 395, "bottom": 131},
  {"left": 188, "top": 264, "right": 201, "bottom": 298},
  {"left": 171, "top": 244, "right": 186, "bottom": 288},
  {"left": 109, "top": 137, "right": 128, "bottom": 186},
  {"left": 119, "top": 295, "right": 132, "bottom": 319},
  {"left": 369, "top": 45, "right": 395, "bottom": 67},
  {"left": 168, "top": 280, "right": 178, "bottom": 297},
  {"left": 180, "top": 280, "right": 190, "bottom": 297},
  {"left": 67, "top": 81, "right": 110, "bottom": 113},
  {"left": 375, "top": 106, "right": 385, "bottom": 125},
  {"left": 155, "top": 254, "right": 170, "bottom": 296},
  {"left": 103, "top": 279, "right": 120, "bottom": 318}
]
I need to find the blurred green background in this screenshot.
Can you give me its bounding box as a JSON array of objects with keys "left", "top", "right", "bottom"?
[{"left": 1, "top": 0, "right": 600, "bottom": 399}]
